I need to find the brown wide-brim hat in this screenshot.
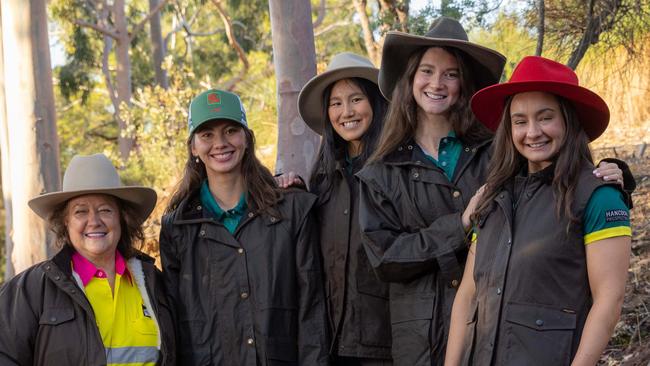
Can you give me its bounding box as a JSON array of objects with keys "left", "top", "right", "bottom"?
[
  {"left": 471, "top": 56, "right": 610, "bottom": 141},
  {"left": 379, "top": 16, "right": 506, "bottom": 100},
  {"left": 28, "top": 154, "right": 157, "bottom": 224},
  {"left": 298, "top": 52, "right": 379, "bottom": 135}
]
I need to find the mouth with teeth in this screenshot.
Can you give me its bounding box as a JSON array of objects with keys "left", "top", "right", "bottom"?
[
  {"left": 209, "top": 151, "right": 235, "bottom": 162},
  {"left": 424, "top": 92, "right": 446, "bottom": 100},
  {"left": 340, "top": 120, "right": 361, "bottom": 129},
  {"left": 526, "top": 141, "right": 549, "bottom": 149},
  {"left": 85, "top": 232, "right": 107, "bottom": 238}
]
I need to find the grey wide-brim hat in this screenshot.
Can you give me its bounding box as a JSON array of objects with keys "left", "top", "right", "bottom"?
[
  {"left": 379, "top": 16, "right": 506, "bottom": 100},
  {"left": 28, "top": 153, "right": 157, "bottom": 224},
  {"left": 298, "top": 52, "right": 379, "bottom": 135}
]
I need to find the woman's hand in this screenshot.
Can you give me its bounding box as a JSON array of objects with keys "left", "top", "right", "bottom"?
[
  {"left": 274, "top": 172, "right": 304, "bottom": 188},
  {"left": 593, "top": 161, "right": 623, "bottom": 187},
  {"left": 462, "top": 185, "right": 485, "bottom": 231}
]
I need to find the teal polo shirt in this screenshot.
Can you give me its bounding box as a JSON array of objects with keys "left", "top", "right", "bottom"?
[
  {"left": 421, "top": 131, "right": 463, "bottom": 180},
  {"left": 200, "top": 180, "right": 247, "bottom": 234},
  {"left": 583, "top": 185, "right": 631, "bottom": 244}
]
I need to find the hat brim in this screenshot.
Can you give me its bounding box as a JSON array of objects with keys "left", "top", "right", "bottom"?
[
  {"left": 28, "top": 186, "right": 157, "bottom": 225},
  {"left": 378, "top": 31, "right": 506, "bottom": 100},
  {"left": 298, "top": 66, "right": 379, "bottom": 135},
  {"left": 471, "top": 81, "right": 610, "bottom": 141}
]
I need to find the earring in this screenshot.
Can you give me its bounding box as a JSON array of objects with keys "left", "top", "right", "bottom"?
[{"left": 194, "top": 157, "right": 200, "bottom": 164}]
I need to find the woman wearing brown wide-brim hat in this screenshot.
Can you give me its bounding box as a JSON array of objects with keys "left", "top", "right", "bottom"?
[
  {"left": 355, "top": 17, "right": 627, "bottom": 366},
  {"left": 0, "top": 153, "right": 175, "bottom": 366},
  {"left": 446, "top": 56, "right": 632, "bottom": 366},
  {"left": 278, "top": 52, "right": 392, "bottom": 365}
]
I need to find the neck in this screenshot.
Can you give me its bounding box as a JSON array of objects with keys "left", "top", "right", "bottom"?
[
  {"left": 347, "top": 140, "right": 363, "bottom": 158},
  {"left": 206, "top": 171, "right": 246, "bottom": 210},
  {"left": 87, "top": 251, "right": 117, "bottom": 293},
  {"left": 415, "top": 112, "right": 452, "bottom": 159}
]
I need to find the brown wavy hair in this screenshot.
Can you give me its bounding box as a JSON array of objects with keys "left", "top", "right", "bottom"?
[
  {"left": 369, "top": 46, "right": 492, "bottom": 163},
  {"left": 48, "top": 195, "right": 144, "bottom": 259},
  {"left": 166, "top": 124, "right": 282, "bottom": 216},
  {"left": 472, "top": 94, "right": 593, "bottom": 230}
]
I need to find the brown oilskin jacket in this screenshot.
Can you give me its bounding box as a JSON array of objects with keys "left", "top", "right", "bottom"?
[
  {"left": 160, "top": 189, "right": 329, "bottom": 366},
  {"left": 0, "top": 246, "right": 176, "bottom": 366},
  {"left": 356, "top": 138, "right": 491, "bottom": 366},
  {"left": 314, "top": 160, "right": 391, "bottom": 360},
  {"left": 465, "top": 164, "right": 619, "bottom": 365}
]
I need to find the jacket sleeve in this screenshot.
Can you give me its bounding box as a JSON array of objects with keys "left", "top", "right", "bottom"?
[
  {"left": 158, "top": 214, "right": 182, "bottom": 350},
  {"left": 295, "top": 204, "right": 330, "bottom": 365},
  {"left": 358, "top": 175, "right": 468, "bottom": 283},
  {"left": 0, "top": 271, "right": 39, "bottom": 366}
]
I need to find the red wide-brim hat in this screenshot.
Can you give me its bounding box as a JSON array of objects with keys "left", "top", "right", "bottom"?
[{"left": 471, "top": 56, "right": 610, "bottom": 141}]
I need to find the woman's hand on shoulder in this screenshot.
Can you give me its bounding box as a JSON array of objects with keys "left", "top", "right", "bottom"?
[
  {"left": 462, "top": 185, "right": 486, "bottom": 231},
  {"left": 593, "top": 161, "right": 624, "bottom": 187},
  {"left": 274, "top": 171, "right": 305, "bottom": 189}
]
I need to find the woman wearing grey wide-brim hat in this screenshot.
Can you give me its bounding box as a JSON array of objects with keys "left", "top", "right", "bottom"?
[
  {"left": 0, "top": 153, "right": 176, "bottom": 366},
  {"left": 355, "top": 16, "right": 627, "bottom": 366}
]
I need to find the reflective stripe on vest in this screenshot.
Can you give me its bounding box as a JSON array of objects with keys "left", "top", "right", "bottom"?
[{"left": 106, "top": 346, "right": 159, "bottom": 364}]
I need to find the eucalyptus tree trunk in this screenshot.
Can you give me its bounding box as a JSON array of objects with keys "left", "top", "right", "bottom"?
[
  {"left": 269, "top": 0, "right": 320, "bottom": 179},
  {"left": 0, "top": 5, "right": 14, "bottom": 280},
  {"left": 149, "top": 0, "right": 169, "bottom": 89},
  {"left": 1, "top": 0, "right": 61, "bottom": 274}
]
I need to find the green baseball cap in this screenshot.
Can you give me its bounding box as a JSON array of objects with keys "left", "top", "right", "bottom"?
[{"left": 188, "top": 89, "right": 248, "bottom": 134}]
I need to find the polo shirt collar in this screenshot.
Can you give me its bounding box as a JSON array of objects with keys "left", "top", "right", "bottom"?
[
  {"left": 71, "top": 250, "right": 127, "bottom": 287},
  {"left": 200, "top": 180, "right": 247, "bottom": 220}
]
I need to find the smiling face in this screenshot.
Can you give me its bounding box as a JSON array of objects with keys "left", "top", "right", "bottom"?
[
  {"left": 191, "top": 119, "right": 248, "bottom": 178},
  {"left": 510, "top": 91, "right": 567, "bottom": 173},
  {"left": 65, "top": 194, "right": 121, "bottom": 263},
  {"left": 327, "top": 79, "right": 374, "bottom": 156},
  {"left": 412, "top": 47, "right": 461, "bottom": 119}
]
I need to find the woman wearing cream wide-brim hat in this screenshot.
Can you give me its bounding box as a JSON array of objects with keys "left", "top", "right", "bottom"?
[
  {"left": 0, "top": 153, "right": 175, "bottom": 366},
  {"left": 278, "top": 52, "right": 393, "bottom": 365},
  {"left": 355, "top": 17, "right": 626, "bottom": 366}
]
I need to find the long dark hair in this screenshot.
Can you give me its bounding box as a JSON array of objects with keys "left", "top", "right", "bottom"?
[
  {"left": 166, "top": 125, "right": 282, "bottom": 216},
  {"left": 473, "top": 94, "right": 593, "bottom": 230},
  {"left": 308, "top": 77, "right": 387, "bottom": 195},
  {"left": 369, "top": 46, "right": 493, "bottom": 163}
]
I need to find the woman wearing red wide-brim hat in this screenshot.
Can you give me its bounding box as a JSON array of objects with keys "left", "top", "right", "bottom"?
[{"left": 446, "top": 56, "right": 632, "bottom": 366}]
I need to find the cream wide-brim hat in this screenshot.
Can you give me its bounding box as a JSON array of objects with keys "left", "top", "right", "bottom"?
[
  {"left": 298, "top": 52, "right": 379, "bottom": 135},
  {"left": 28, "top": 153, "right": 157, "bottom": 224}
]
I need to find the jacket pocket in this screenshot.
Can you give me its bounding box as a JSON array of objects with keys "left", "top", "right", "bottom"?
[
  {"left": 359, "top": 293, "right": 391, "bottom": 347},
  {"left": 266, "top": 337, "right": 298, "bottom": 364},
  {"left": 356, "top": 249, "right": 389, "bottom": 299},
  {"left": 390, "top": 297, "right": 433, "bottom": 365},
  {"left": 502, "top": 302, "right": 576, "bottom": 366},
  {"left": 39, "top": 307, "right": 75, "bottom": 325}
]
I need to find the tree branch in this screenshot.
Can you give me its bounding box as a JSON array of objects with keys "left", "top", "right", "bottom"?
[
  {"left": 211, "top": 0, "right": 250, "bottom": 90},
  {"left": 353, "top": 0, "right": 380, "bottom": 65},
  {"left": 101, "top": 36, "right": 120, "bottom": 111},
  {"left": 75, "top": 20, "right": 119, "bottom": 39},
  {"left": 130, "top": 0, "right": 170, "bottom": 41},
  {"left": 313, "top": 0, "right": 326, "bottom": 29},
  {"left": 535, "top": 0, "right": 545, "bottom": 56},
  {"left": 314, "top": 21, "right": 352, "bottom": 37}
]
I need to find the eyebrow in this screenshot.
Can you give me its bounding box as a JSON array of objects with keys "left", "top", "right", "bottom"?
[
  {"left": 511, "top": 107, "right": 556, "bottom": 118},
  {"left": 418, "top": 63, "right": 458, "bottom": 71}
]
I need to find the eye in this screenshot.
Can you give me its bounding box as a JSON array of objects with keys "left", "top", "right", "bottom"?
[
  {"left": 328, "top": 101, "right": 341, "bottom": 107},
  {"left": 419, "top": 67, "right": 432, "bottom": 74},
  {"left": 224, "top": 127, "right": 238, "bottom": 135},
  {"left": 199, "top": 131, "right": 213, "bottom": 139},
  {"left": 512, "top": 119, "right": 526, "bottom": 125},
  {"left": 99, "top": 207, "right": 113, "bottom": 213},
  {"left": 444, "top": 71, "right": 459, "bottom": 79},
  {"left": 352, "top": 96, "right": 365, "bottom": 103}
]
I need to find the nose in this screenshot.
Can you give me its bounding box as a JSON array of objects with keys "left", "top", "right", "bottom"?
[
  {"left": 526, "top": 120, "right": 542, "bottom": 138},
  {"left": 429, "top": 72, "right": 444, "bottom": 89},
  {"left": 87, "top": 210, "right": 102, "bottom": 226},
  {"left": 343, "top": 101, "right": 355, "bottom": 117}
]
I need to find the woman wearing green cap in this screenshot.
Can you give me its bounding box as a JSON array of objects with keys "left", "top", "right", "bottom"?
[
  {"left": 278, "top": 52, "right": 392, "bottom": 365},
  {"left": 159, "top": 89, "right": 329, "bottom": 365},
  {"left": 356, "top": 17, "right": 629, "bottom": 366}
]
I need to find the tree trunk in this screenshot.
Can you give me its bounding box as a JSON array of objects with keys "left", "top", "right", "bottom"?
[
  {"left": 268, "top": 0, "right": 320, "bottom": 179},
  {"left": 1, "top": 0, "right": 61, "bottom": 274},
  {"left": 0, "top": 5, "right": 14, "bottom": 279},
  {"left": 535, "top": 0, "right": 545, "bottom": 56},
  {"left": 353, "top": 0, "right": 381, "bottom": 65},
  {"left": 114, "top": 0, "right": 134, "bottom": 163},
  {"left": 149, "top": 0, "right": 168, "bottom": 89}
]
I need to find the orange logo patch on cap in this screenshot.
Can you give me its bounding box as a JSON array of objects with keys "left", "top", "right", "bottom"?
[{"left": 207, "top": 92, "right": 221, "bottom": 105}]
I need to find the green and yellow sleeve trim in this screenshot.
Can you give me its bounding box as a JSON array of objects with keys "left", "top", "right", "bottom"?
[{"left": 584, "top": 226, "right": 632, "bottom": 245}]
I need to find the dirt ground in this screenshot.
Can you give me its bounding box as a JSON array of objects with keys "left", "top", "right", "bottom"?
[{"left": 594, "top": 144, "right": 650, "bottom": 365}]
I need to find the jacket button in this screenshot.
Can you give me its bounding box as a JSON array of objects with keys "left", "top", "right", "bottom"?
[
  {"left": 536, "top": 319, "right": 544, "bottom": 327},
  {"left": 241, "top": 292, "right": 249, "bottom": 299},
  {"left": 451, "top": 279, "right": 459, "bottom": 287},
  {"left": 496, "top": 287, "right": 502, "bottom": 295},
  {"left": 199, "top": 230, "right": 205, "bottom": 236},
  {"left": 452, "top": 191, "right": 460, "bottom": 198},
  {"left": 407, "top": 145, "right": 413, "bottom": 150},
  {"left": 248, "top": 212, "right": 254, "bottom": 218},
  {"left": 45, "top": 265, "right": 51, "bottom": 271},
  {"left": 55, "top": 276, "right": 61, "bottom": 281},
  {"left": 413, "top": 172, "right": 419, "bottom": 178},
  {"left": 50, "top": 317, "right": 57, "bottom": 322},
  {"left": 416, "top": 160, "right": 422, "bottom": 165},
  {"left": 465, "top": 147, "right": 470, "bottom": 152},
  {"left": 472, "top": 148, "right": 477, "bottom": 153},
  {"left": 270, "top": 217, "right": 277, "bottom": 222},
  {"left": 343, "top": 209, "right": 349, "bottom": 215},
  {"left": 237, "top": 248, "right": 244, "bottom": 254},
  {"left": 197, "top": 205, "right": 202, "bottom": 210},
  {"left": 398, "top": 146, "right": 403, "bottom": 151},
  {"left": 247, "top": 338, "right": 254, "bottom": 345}
]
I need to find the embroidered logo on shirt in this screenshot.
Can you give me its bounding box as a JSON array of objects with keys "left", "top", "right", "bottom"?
[
  {"left": 605, "top": 209, "right": 629, "bottom": 223},
  {"left": 142, "top": 304, "right": 152, "bottom": 318}
]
